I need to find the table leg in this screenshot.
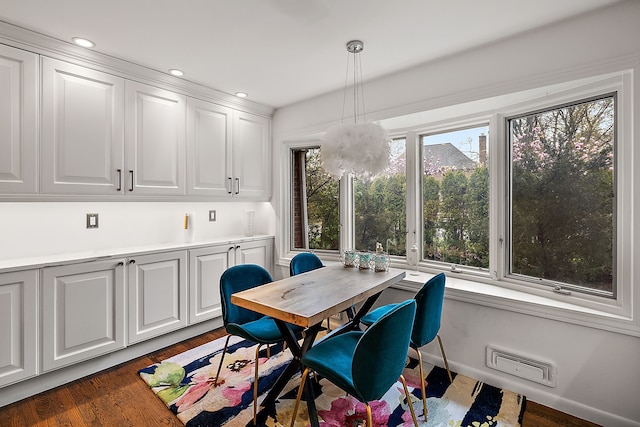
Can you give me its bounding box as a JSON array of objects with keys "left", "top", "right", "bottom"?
[{"left": 261, "top": 321, "right": 322, "bottom": 427}]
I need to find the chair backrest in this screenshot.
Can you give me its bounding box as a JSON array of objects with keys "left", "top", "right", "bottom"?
[
  {"left": 352, "top": 299, "right": 416, "bottom": 402},
  {"left": 220, "top": 264, "right": 273, "bottom": 326},
  {"left": 289, "top": 252, "right": 324, "bottom": 276},
  {"left": 411, "top": 272, "right": 446, "bottom": 348}
]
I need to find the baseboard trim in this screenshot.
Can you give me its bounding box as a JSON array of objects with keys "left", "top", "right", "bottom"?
[{"left": 418, "top": 349, "right": 640, "bottom": 427}]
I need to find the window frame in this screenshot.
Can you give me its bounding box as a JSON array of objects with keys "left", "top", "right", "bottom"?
[{"left": 492, "top": 72, "right": 632, "bottom": 320}]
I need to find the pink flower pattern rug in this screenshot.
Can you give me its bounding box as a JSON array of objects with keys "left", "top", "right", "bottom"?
[{"left": 139, "top": 335, "right": 525, "bottom": 426}]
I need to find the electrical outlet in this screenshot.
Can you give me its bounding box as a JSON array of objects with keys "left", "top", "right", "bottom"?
[
  {"left": 209, "top": 210, "right": 216, "bottom": 222},
  {"left": 86, "top": 213, "right": 99, "bottom": 228}
]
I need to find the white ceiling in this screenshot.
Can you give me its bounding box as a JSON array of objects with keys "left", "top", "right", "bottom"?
[{"left": 0, "top": 0, "right": 625, "bottom": 109}]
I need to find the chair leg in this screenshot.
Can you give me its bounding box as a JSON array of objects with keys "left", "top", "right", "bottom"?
[
  {"left": 415, "top": 349, "right": 428, "bottom": 419},
  {"left": 437, "top": 335, "right": 453, "bottom": 383},
  {"left": 290, "top": 367, "right": 310, "bottom": 427},
  {"left": 213, "top": 335, "right": 231, "bottom": 386},
  {"left": 253, "top": 344, "right": 266, "bottom": 425},
  {"left": 399, "top": 375, "right": 420, "bottom": 427}
]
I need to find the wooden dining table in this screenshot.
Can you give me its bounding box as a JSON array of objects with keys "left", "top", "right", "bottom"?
[{"left": 231, "top": 263, "right": 406, "bottom": 427}]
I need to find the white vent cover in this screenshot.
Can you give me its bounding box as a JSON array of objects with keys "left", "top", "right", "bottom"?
[{"left": 486, "top": 345, "right": 556, "bottom": 387}]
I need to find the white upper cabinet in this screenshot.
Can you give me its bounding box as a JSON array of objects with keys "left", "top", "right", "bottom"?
[
  {"left": 2, "top": 44, "right": 271, "bottom": 199},
  {"left": 232, "top": 111, "right": 271, "bottom": 199},
  {"left": 186, "top": 98, "right": 233, "bottom": 197},
  {"left": 0, "top": 45, "right": 38, "bottom": 194},
  {"left": 187, "top": 98, "right": 271, "bottom": 199},
  {"left": 41, "top": 57, "right": 125, "bottom": 194},
  {"left": 125, "top": 81, "right": 186, "bottom": 196}
]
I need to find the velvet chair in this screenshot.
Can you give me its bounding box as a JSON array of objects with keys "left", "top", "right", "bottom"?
[
  {"left": 290, "top": 299, "right": 419, "bottom": 427},
  {"left": 214, "top": 264, "right": 303, "bottom": 425},
  {"left": 360, "top": 272, "right": 452, "bottom": 417},
  {"left": 289, "top": 252, "right": 324, "bottom": 276}
]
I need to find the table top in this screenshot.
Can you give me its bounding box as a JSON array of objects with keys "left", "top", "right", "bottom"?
[{"left": 231, "top": 265, "right": 406, "bottom": 328}]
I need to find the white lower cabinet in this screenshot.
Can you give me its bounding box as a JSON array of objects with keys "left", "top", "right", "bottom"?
[
  {"left": 188, "top": 245, "right": 232, "bottom": 325},
  {"left": 3, "top": 237, "right": 272, "bottom": 391},
  {"left": 0, "top": 270, "right": 37, "bottom": 387},
  {"left": 41, "top": 259, "right": 126, "bottom": 372},
  {"left": 188, "top": 238, "right": 273, "bottom": 325},
  {"left": 127, "top": 251, "right": 188, "bottom": 344}
]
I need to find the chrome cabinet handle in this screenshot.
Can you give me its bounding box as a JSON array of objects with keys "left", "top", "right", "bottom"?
[
  {"left": 129, "top": 259, "right": 136, "bottom": 265},
  {"left": 227, "top": 177, "right": 232, "bottom": 194},
  {"left": 129, "top": 170, "right": 134, "bottom": 191},
  {"left": 235, "top": 177, "right": 240, "bottom": 194},
  {"left": 116, "top": 261, "right": 124, "bottom": 267}
]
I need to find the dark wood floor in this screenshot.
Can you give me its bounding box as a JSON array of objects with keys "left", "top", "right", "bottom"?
[{"left": 0, "top": 328, "right": 600, "bottom": 427}]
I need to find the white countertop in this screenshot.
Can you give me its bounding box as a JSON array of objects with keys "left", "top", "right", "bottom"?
[{"left": 0, "top": 234, "right": 274, "bottom": 273}]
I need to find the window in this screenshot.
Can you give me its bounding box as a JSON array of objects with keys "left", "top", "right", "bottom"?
[
  {"left": 291, "top": 147, "right": 340, "bottom": 251},
  {"left": 282, "top": 70, "right": 635, "bottom": 334},
  {"left": 354, "top": 138, "right": 407, "bottom": 256},
  {"left": 421, "top": 126, "right": 489, "bottom": 268},
  {"left": 508, "top": 95, "right": 615, "bottom": 296}
]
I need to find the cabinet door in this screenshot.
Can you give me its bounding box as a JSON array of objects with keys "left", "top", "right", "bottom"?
[
  {"left": 187, "top": 98, "right": 233, "bottom": 197},
  {"left": 235, "top": 238, "right": 273, "bottom": 272},
  {"left": 0, "top": 45, "right": 38, "bottom": 194},
  {"left": 232, "top": 111, "right": 271, "bottom": 199},
  {"left": 188, "top": 245, "right": 234, "bottom": 324},
  {"left": 41, "top": 57, "right": 125, "bottom": 194},
  {"left": 0, "top": 270, "right": 37, "bottom": 387},
  {"left": 128, "top": 251, "right": 187, "bottom": 344},
  {"left": 41, "top": 260, "right": 126, "bottom": 372},
  {"left": 125, "top": 81, "right": 186, "bottom": 195}
]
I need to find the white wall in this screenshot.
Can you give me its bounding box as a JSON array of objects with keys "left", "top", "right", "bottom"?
[
  {"left": 0, "top": 201, "right": 275, "bottom": 260},
  {"left": 272, "top": 1, "right": 640, "bottom": 426}
]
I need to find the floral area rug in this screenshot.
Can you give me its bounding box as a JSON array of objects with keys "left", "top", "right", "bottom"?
[{"left": 138, "top": 335, "right": 525, "bottom": 427}]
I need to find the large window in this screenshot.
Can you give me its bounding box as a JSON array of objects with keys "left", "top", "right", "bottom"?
[
  {"left": 508, "top": 96, "right": 615, "bottom": 295},
  {"left": 291, "top": 147, "right": 340, "bottom": 251},
  {"left": 422, "top": 126, "right": 489, "bottom": 268},
  {"left": 283, "top": 71, "right": 632, "bottom": 331},
  {"left": 354, "top": 138, "right": 407, "bottom": 256}
]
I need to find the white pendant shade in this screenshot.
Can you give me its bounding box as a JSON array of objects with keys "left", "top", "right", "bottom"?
[{"left": 321, "top": 122, "right": 390, "bottom": 178}]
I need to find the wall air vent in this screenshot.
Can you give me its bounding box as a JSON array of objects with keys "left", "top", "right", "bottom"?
[{"left": 486, "top": 345, "right": 556, "bottom": 387}]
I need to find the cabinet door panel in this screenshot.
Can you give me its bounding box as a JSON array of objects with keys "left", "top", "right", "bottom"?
[
  {"left": 41, "top": 57, "right": 124, "bottom": 194},
  {"left": 188, "top": 246, "right": 232, "bottom": 324},
  {"left": 187, "top": 98, "right": 232, "bottom": 196},
  {"left": 42, "top": 260, "right": 125, "bottom": 372},
  {"left": 0, "top": 270, "right": 37, "bottom": 387},
  {"left": 125, "top": 81, "right": 185, "bottom": 195},
  {"left": 233, "top": 112, "right": 270, "bottom": 198},
  {"left": 0, "top": 45, "right": 37, "bottom": 193},
  {"left": 128, "top": 251, "right": 187, "bottom": 343},
  {"left": 235, "top": 239, "right": 273, "bottom": 271}
]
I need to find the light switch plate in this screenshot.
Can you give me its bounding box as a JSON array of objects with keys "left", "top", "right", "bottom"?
[
  {"left": 209, "top": 210, "right": 216, "bottom": 222},
  {"left": 86, "top": 213, "right": 99, "bottom": 228}
]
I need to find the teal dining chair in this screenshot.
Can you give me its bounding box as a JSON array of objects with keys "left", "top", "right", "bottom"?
[
  {"left": 214, "top": 264, "right": 303, "bottom": 425},
  {"left": 360, "top": 272, "right": 452, "bottom": 417},
  {"left": 289, "top": 252, "right": 324, "bottom": 276},
  {"left": 290, "top": 299, "right": 420, "bottom": 427}
]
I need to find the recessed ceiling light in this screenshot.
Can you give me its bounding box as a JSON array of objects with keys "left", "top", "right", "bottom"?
[
  {"left": 169, "top": 69, "right": 184, "bottom": 77},
  {"left": 72, "top": 37, "right": 95, "bottom": 48},
  {"left": 235, "top": 92, "right": 248, "bottom": 98}
]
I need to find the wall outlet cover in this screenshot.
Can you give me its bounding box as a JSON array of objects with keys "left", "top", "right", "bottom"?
[
  {"left": 86, "top": 213, "right": 99, "bottom": 228},
  {"left": 209, "top": 210, "right": 216, "bottom": 221}
]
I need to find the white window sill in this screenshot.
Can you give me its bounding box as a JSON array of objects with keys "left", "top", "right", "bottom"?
[{"left": 395, "top": 270, "right": 640, "bottom": 337}]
